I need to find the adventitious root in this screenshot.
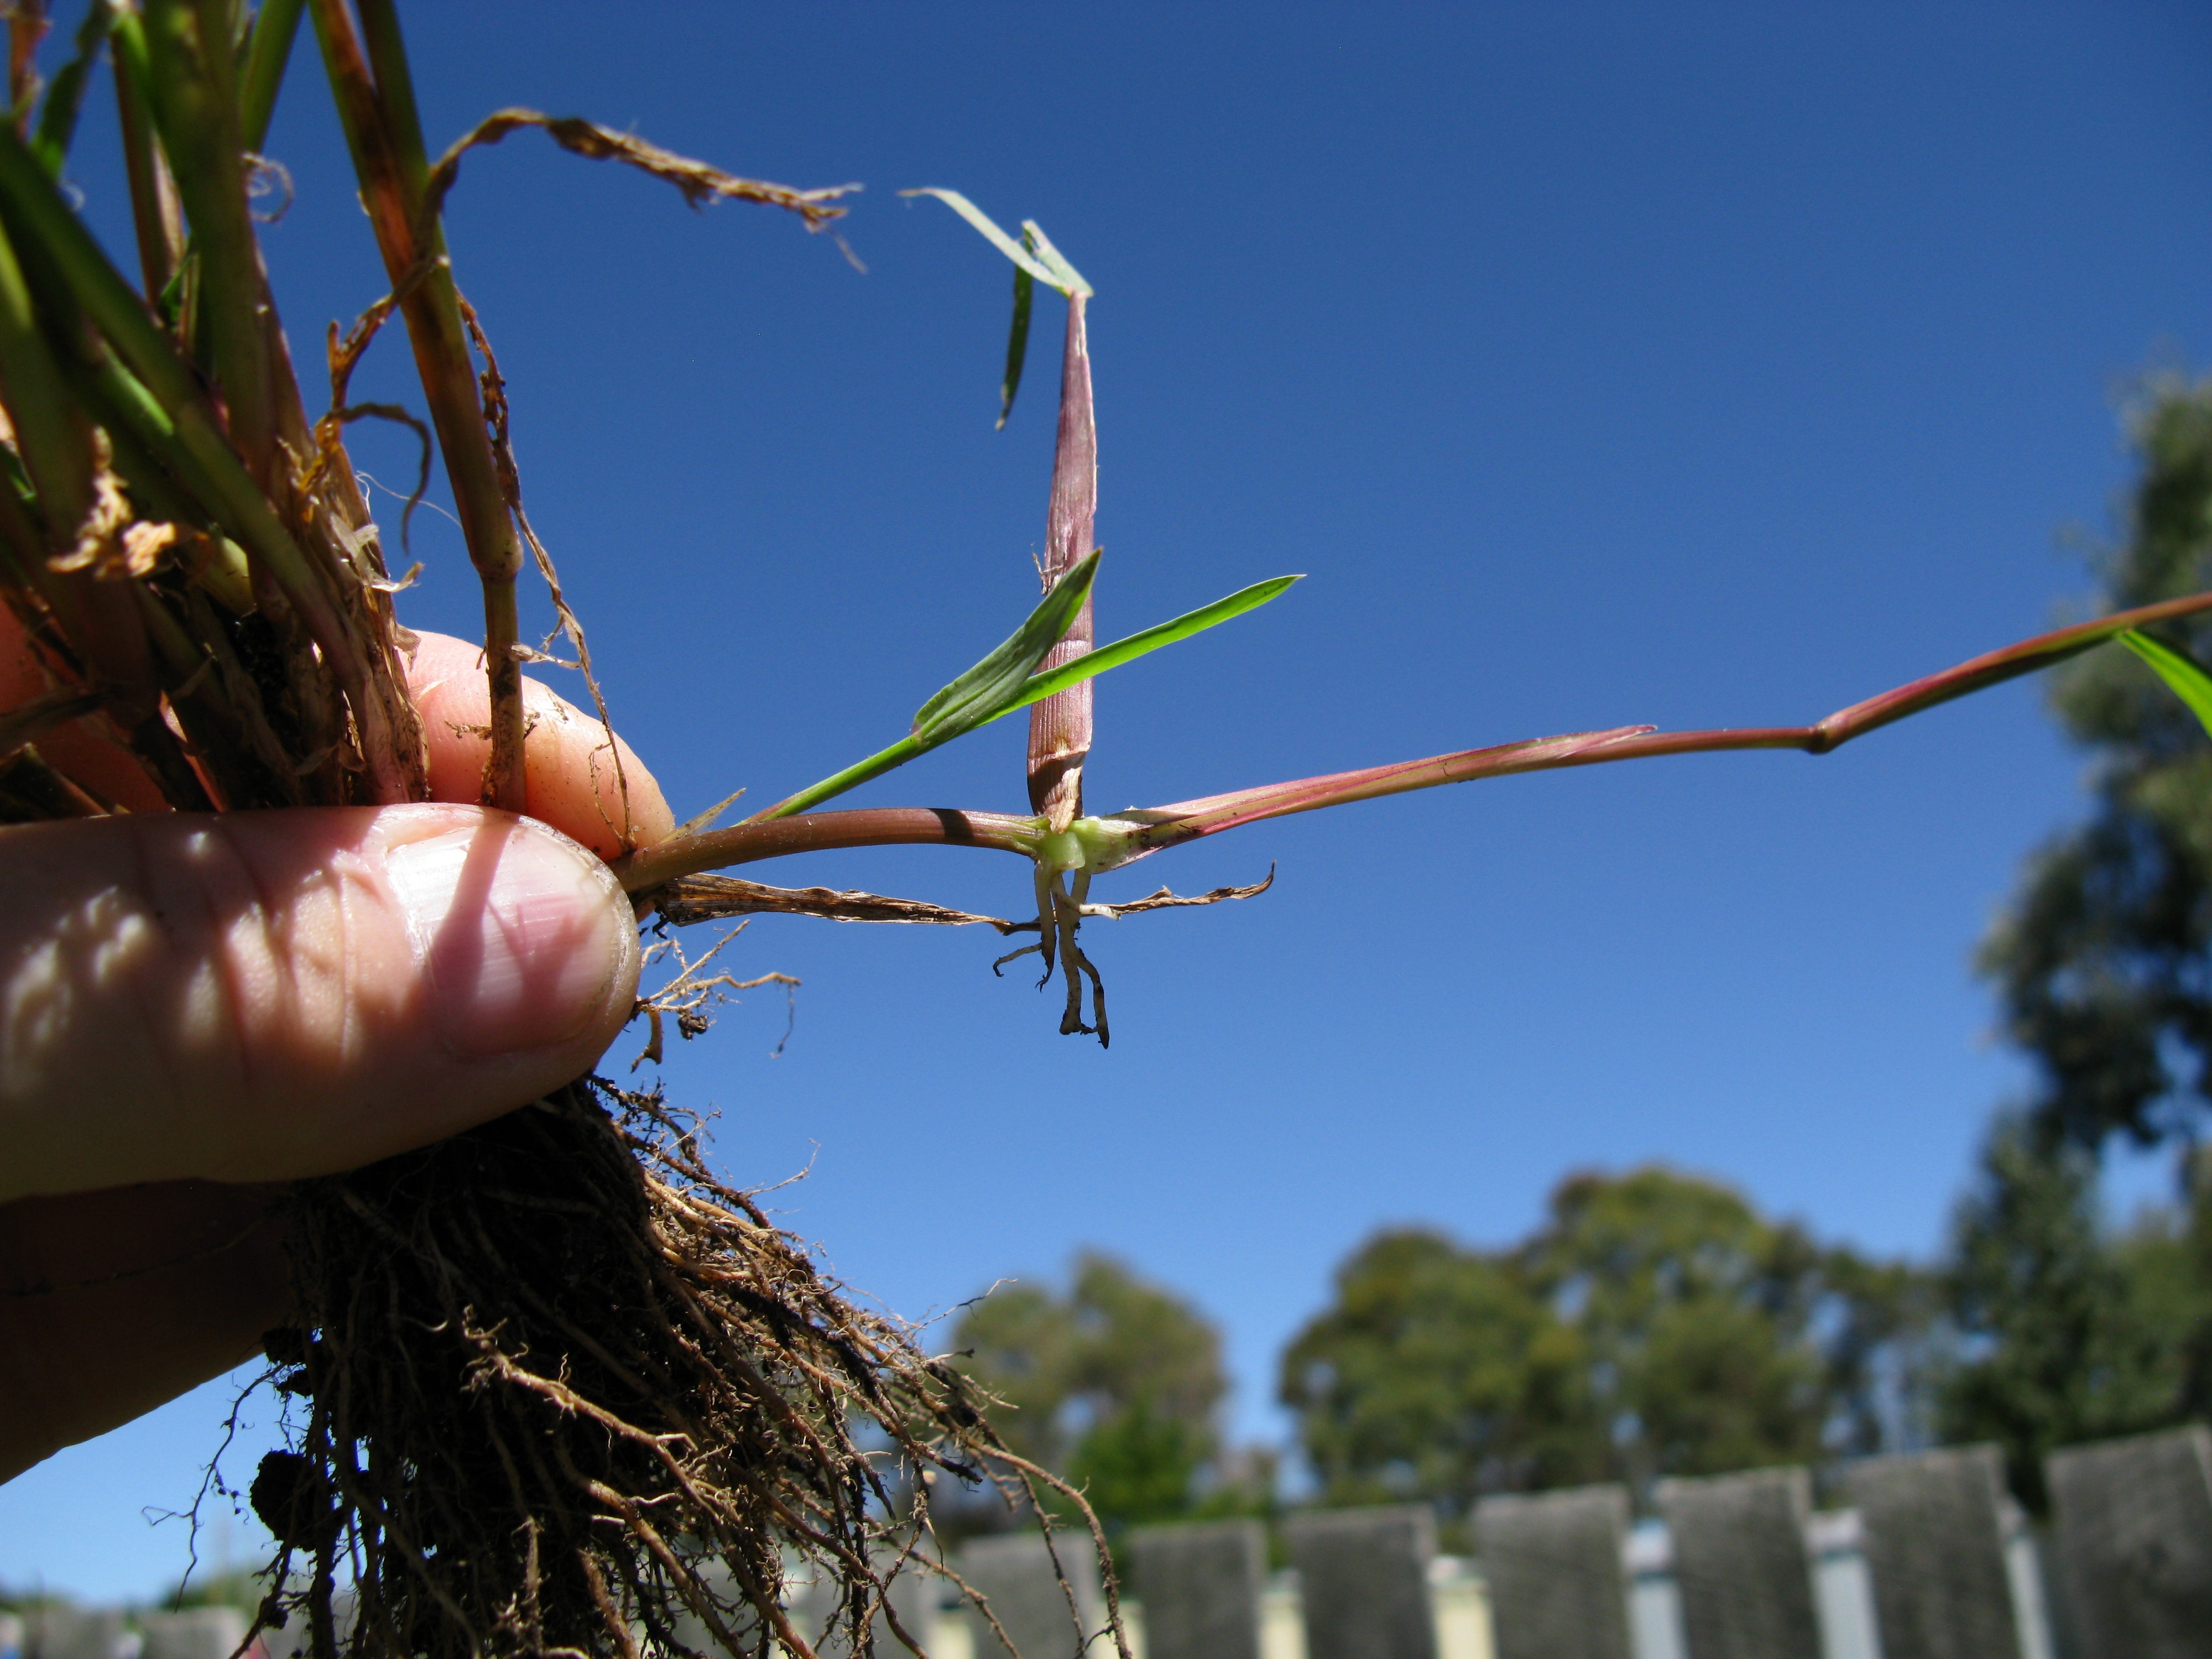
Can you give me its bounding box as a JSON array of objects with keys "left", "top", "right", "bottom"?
[
  {"left": 251, "top": 1079, "right": 1105, "bottom": 1659},
  {"left": 990, "top": 867, "right": 1278, "bottom": 1048}
]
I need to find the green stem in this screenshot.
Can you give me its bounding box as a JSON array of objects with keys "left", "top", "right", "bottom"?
[
  {"left": 352, "top": 0, "right": 433, "bottom": 183},
  {"left": 0, "top": 119, "right": 214, "bottom": 432},
  {"left": 0, "top": 124, "right": 408, "bottom": 796},
  {"left": 238, "top": 0, "right": 305, "bottom": 152},
  {"left": 108, "top": 32, "right": 182, "bottom": 304},
  {"left": 138, "top": 0, "right": 274, "bottom": 482},
  {"left": 309, "top": 0, "right": 527, "bottom": 812},
  {"left": 54, "top": 335, "right": 255, "bottom": 611},
  {"left": 0, "top": 191, "right": 90, "bottom": 525}
]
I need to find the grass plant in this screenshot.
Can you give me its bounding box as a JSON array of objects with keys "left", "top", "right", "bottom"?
[{"left": 6, "top": 6, "right": 2212, "bottom": 1657}]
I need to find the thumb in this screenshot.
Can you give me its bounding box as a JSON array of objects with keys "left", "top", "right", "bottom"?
[{"left": 0, "top": 805, "right": 641, "bottom": 1202}]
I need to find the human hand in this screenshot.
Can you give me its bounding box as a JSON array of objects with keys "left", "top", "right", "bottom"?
[{"left": 0, "top": 629, "right": 675, "bottom": 1480}]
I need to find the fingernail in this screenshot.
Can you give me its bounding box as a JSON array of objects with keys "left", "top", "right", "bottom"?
[{"left": 384, "top": 822, "right": 632, "bottom": 1058}]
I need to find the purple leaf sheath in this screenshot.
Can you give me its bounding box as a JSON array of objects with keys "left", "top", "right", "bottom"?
[{"left": 1027, "top": 293, "right": 1097, "bottom": 831}]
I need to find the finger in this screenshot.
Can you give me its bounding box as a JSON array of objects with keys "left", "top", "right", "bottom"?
[
  {"left": 405, "top": 631, "right": 674, "bottom": 858},
  {"left": 0, "top": 1180, "right": 289, "bottom": 1481},
  {"left": 0, "top": 609, "right": 676, "bottom": 857},
  {"left": 0, "top": 609, "right": 171, "bottom": 813},
  {"left": 0, "top": 805, "right": 642, "bottom": 1202}
]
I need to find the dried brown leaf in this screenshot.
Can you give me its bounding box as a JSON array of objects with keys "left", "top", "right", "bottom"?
[
  {"left": 657, "top": 874, "right": 1022, "bottom": 933},
  {"left": 422, "top": 108, "right": 858, "bottom": 236}
]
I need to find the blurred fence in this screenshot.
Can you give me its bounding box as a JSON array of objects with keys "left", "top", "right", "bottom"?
[
  {"left": 11, "top": 1424, "right": 2207, "bottom": 1659},
  {"left": 936, "top": 1426, "right": 2209, "bottom": 1659}
]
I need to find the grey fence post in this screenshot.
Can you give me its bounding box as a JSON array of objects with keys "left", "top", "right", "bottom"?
[
  {"left": 138, "top": 1611, "right": 247, "bottom": 1659},
  {"left": 21, "top": 1609, "right": 128, "bottom": 1659},
  {"left": 1127, "top": 1518, "right": 1265, "bottom": 1659},
  {"left": 1284, "top": 1505, "right": 1441, "bottom": 1659},
  {"left": 786, "top": 1550, "right": 941, "bottom": 1658},
  {"left": 1474, "top": 1484, "right": 1635, "bottom": 1659},
  {"left": 1656, "top": 1466, "right": 1823, "bottom": 1659},
  {"left": 1844, "top": 1444, "right": 2025, "bottom": 1659},
  {"left": 957, "top": 1531, "right": 1105, "bottom": 1659},
  {"left": 2046, "top": 1425, "right": 2212, "bottom": 1659}
]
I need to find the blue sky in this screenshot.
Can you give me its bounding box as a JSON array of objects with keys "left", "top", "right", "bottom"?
[{"left": 6, "top": 0, "right": 2211, "bottom": 1599}]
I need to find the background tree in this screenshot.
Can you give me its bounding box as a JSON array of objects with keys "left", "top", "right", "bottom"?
[
  {"left": 1938, "top": 1117, "right": 2212, "bottom": 1506},
  {"left": 951, "top": 1252, "right": 1229, "bottom": 1536},
  {"left": 1279, "top": 1228, "right": 1598, "bottom": 1513},
  {"left": 1981, "top": 379, "right": 2212, "bottom": 1154},
  {"left": 1524, "top": 1167, "right": 1917, "bottom": 1485},
  {"left": 1945, "top": 376, "right": 2212, "bottom": 1503},
  {"left": 1279, "top": 1167, "right": 1923, "bottom": 1514}
]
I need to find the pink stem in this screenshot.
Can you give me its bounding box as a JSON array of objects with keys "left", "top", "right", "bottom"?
[
  {"left": 1026, "top": 292, "right": 1097, "bottom": 829},
  {"left": 1110, "top": 588, "right": 2212, "bottom": 857},
  {"left": 623, "top": 588, "right": 2212, "bottom": 893},
  {"left": 614, "top": 808, "right": 1038, "bottom": 893}
]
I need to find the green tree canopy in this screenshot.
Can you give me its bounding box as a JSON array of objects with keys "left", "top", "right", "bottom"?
[
  {"left": 950, "top": 1251, "right": 1228, "bottom": 1535},
  {"left": 1526, "top": 1168, "right": 1912, "bottom": 1484},
  {"left": 1279, "top": 1228, "right": 1595, "bottom": 1508},
  {"left": 1981, "top": 379, "right": 2212, "bottom": 1151},
  {"left": 1280, "top": 1167, "right": 1920, "bottom": 1514},
  {"left": 1938, "top": 1118, "right": 2212, "bottom": 1507}
]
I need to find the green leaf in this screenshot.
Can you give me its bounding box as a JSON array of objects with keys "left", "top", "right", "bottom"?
[
  {"left": 750, "top": 552, "right": 1101, "bottom": 820},
  {"left": 29, "top": 2, "right": 119, "bottom": 179},
  {"left": 2119, "top": 629, "right": 2212, "bottom": 739},
  {"left": 998, "top": 231, "right": 1035, "bottom": 430},
  {"left": 984, "top": 573, "right": 1305, "bottom": 723},
  {"left": 914, "top": 549, "right": 1102, "bottom": 739},
  {"left": 1020, "top": 219, "right": 1091, "bottom": 299},
  {"left": 752, "top": 562, "right": 1296, "bottom": 823},
  {"left": 752, "top": 732, "right": 928, "bottom": 822},
  {"left": 900, "top": 187, "right": 1093, "bottom": 297},
  {"left": 238, "top": 0, "right": 307, "bottom": 153},
  {"left": 752, "top": 562, "right": 1298, "bottom": 821}
]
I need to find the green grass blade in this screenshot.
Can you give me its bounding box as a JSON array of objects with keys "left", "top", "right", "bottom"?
[
  {"left": 0, "top": 209, "right": 93, "bottom": 525},
  {"left": 912, "top": 549, "right": 1101, "bottom": 739},
  {"left": 0, "top": 124, "right": 358, "bottom": 640},
  {"left": 2119, "top": 629, "right": 2212, "bottom": 739},
  {"left": 997, "top": 233, "right": 1034, "bottom": 430},
  {"left": 0, "top": 101, "right": 203, "bottom": 420},
  {"left": 984, "top": 574, "right": 1303, "bottom": 722},
  {"left": 1020, "top": 219, "right": 1092, "bottom": 301},
  {"left": 29, "top": 2, "right": 118, "bottom": 179},
  {"left": 110, "top": 13, "right": 184, "bottom": 304},
  {"left": 140, "top": 0, "right": 275, "bottom": 474},
  {"left": 753, "top": 550, "right": 1104, "bottom": 819},
  {"left": 754, "top": 734, "right": 927, "bottom": 821},
  {"left": 239, "top": 0, "right": 307, "bottom": 152},
  {"left": 900, "top": 187, "right": 1090, "bottom": 296}
]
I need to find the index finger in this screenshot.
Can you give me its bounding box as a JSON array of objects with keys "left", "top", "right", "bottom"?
[
  {"left": 406, "top": 632, "right": 674, "bottom": 858},
  {"left": 0, "top": 614, "right": 674, "bottom": 859}
]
